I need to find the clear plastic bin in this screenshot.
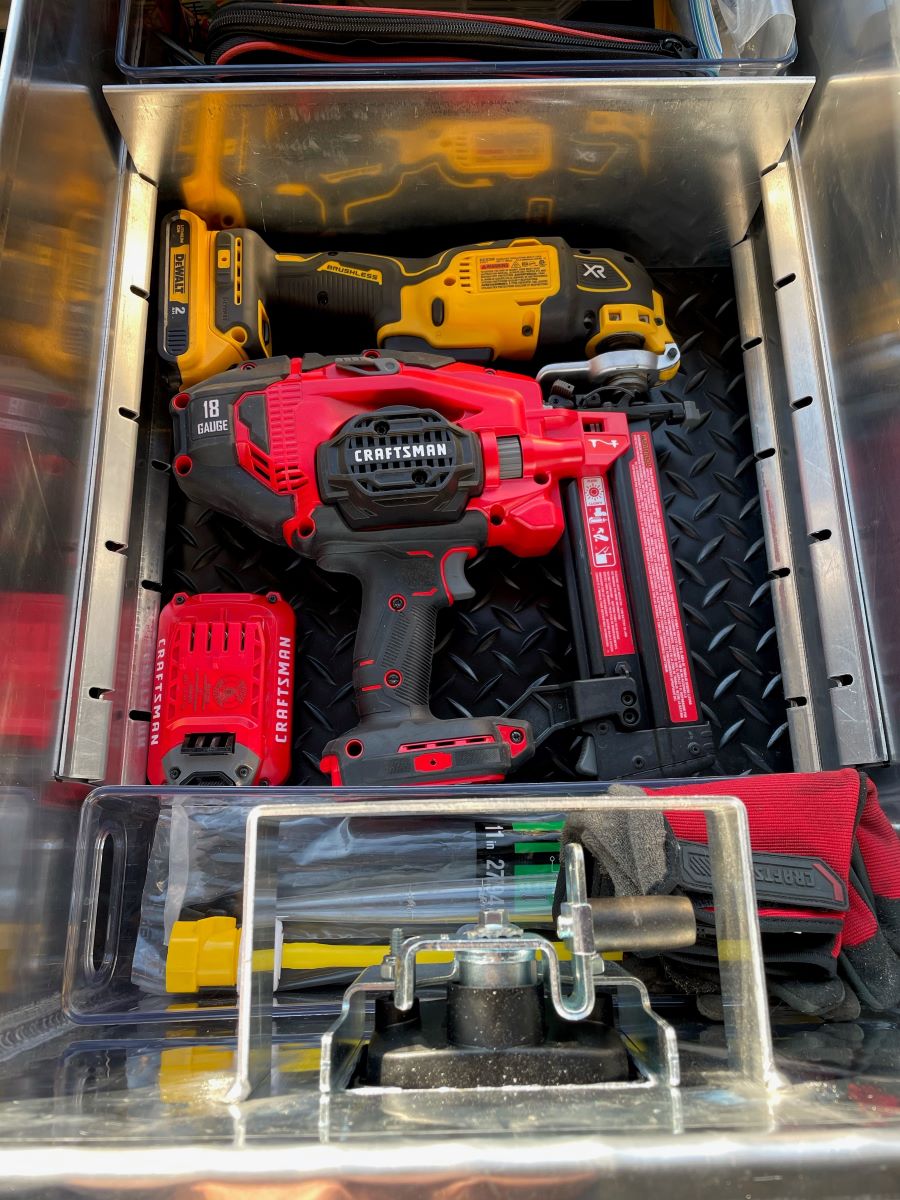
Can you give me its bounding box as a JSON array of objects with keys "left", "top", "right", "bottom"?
[
  {"left": 116, "top": 0, "right": 797, "bottom": 82},
  {"left": 65, "top": 783, "right": 616, "bottom": 1024}
]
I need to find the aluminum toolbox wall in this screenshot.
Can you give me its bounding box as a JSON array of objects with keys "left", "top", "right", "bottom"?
[
  {"left": 0, "top": 0, "right": 121, "bottom": 1023},
  {"left": 0, "top": 0, "right": 899, "bottom": 1191},
  {"left": 793, "top": 0, "right": 900, "bottom": 802},
  {"left": 104, "top": 77, "right": 813, "bottom": 266}
]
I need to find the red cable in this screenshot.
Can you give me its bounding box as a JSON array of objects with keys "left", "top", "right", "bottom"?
[
  {"left": 213, "top": 4, "right": 651, "bottom": 62},
  {"left": 216, "top": 38, "right": 473, "bottom": 62}
]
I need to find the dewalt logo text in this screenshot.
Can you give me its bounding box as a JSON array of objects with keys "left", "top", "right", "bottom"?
[{"left": 169, "top": 247, "right": 189, "bottom": 301}]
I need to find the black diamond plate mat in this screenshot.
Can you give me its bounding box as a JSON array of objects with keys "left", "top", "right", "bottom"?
[{"left": 160, "top": 269, "right": 791, "bottom": 783}]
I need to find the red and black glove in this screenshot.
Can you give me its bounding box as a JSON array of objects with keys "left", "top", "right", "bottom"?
[
  {"left": 561, "top": 770, "right": 900, "bottom": 1019},
  {"left": 841, "top": 776, "right": 900, "bottom": 1009}
]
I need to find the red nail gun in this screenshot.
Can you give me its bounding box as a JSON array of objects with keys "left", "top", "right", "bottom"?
[
  {"left": 170, "top": 351, "right": 713, "bottom": 785},
  {"left": 506, "top": 360, "right": 715, "bottom": 778}
]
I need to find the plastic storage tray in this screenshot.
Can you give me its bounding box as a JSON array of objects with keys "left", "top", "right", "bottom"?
[
  {"left": 64, "top": 780, "right": 777, "bottom": 1104},
  {"left": 116, "top": 0, "right": 796, "bottom": 82},
  {"left": 66, "top": 785, "right": 577, "bottom": 1024}
]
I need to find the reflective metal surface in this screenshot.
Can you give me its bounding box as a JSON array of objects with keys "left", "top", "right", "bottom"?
[
  {"left": 0, "top": 1003, "right": 899, "bottom": 1194},
  {"left": 0, "top": 0, "right": 899, "bottom": 1187},
  {"left": 10, "top": 785, "right": 900, "bottom": 1189},
  {"left": 732, "top": 224, "right": 840, "bottom": 772},
  {"left": 0, "top": 0, "right": 119, "bottom": 1026},
  {"left": 106, "top": 405, "right": 169, "bottom": 785},
  {"left": 792, "top": 0, "right": 900, "bottom": 798},
  {"left": 104, "top": 79, "right": 812, "bottom": 264},
  {"left": 59, "top": 167, "right": 156, "bottom": 784},
  {"left": 760, "top": 158, "right": 887, "bottom": 770}
]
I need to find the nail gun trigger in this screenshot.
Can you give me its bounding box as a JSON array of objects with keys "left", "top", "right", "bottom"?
[{"left": 576, "top": 737, "right": 598, "bottom": 778}]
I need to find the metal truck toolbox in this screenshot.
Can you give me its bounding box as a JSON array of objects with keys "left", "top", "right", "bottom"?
[{"left": 0, "top": 0, "right": 898, "bottom": 1193}]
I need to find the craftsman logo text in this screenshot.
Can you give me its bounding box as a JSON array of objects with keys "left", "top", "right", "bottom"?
[{"left": 353, "top": 441, "right": 448, "bottom": 464}]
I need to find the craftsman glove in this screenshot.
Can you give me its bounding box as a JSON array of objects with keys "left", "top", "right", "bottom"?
[
  {"left": 841, "top": 775, "right": 900, "bottom": 1009},
  {"left": 560, "top": 770, "right": 900, "bottom": 1019}
]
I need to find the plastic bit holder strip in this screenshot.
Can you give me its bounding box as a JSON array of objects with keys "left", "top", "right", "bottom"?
[{"left": 226, "top": 788, "right": 779, "bottom": 1104}]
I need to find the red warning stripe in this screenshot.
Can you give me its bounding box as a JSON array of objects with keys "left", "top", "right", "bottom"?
[
  {"left": 629, "top": 431, "right": 698, "bottom": 723},
  {"left": 578, "top": 475, "right": 635, "bottom": 658}
]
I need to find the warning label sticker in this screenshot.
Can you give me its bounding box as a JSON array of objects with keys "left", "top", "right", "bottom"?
[
  {"left": 476, "top": 251, "right": 551, "bottom": 292},
  {"left": 580, "top": 476, "right": 635, "bottom": 658},
  {"left": 629, "top": 431, "right": 699, "bottom": 723}
]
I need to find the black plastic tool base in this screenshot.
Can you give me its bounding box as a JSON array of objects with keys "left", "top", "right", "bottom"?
[
  {"left": 363, "top": 994, "right": 632, "bottom": 1088},
  {"left": 161, "top": 268, "right": 791, "bottom": 783}
]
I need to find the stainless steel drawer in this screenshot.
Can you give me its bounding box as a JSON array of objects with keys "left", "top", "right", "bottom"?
[{"left": 0, "top": 0, "right": 897, "bottom": 1190}]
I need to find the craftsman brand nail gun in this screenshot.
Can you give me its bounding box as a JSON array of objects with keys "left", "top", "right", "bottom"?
[
  {"left": 170, "top": 352, "right": 626, "bottom": 785},
  {"left": 505, "top": 359, "right": 715, "bottom": 779},
  {"left": 169, "top": 350, "right": 713, "bottom": 786},
  {"left": 160, "top": 210, "right": 680, "bottom": 389}
]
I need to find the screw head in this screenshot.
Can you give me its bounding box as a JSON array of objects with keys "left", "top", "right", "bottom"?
[
  {"left": 169, "top": 767, "right": 181, "bottom": 780},
  {"left": 689, "top": 742, "right": 702, "bottom": 756},
  {"left": 266, "top": 592, "right": 279, "bottom": 604},
  {"left": 667, "top": 345, "right": 678, "bottom": 360},
  {"left": 385, "top": 670, "right": 401, "bottom": 687},
  {"left": 236, "top": 765, "right": 251, "bottom": 780},
  {"left": 389, "top": 595, "right": 405, "bottom": 612},
  {"left": 174, "top": 594, "right": 186, "bottom": 605},
  {"left": 509, "top": 728, "right": 525, "bottom": 744}
]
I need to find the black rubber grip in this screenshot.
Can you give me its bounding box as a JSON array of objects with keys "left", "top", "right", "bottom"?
[
  {"left": 312, "top": 513, "right": 487, "bottom": 726},
  {"left": 277, "top": 262, "right": 390, "bottom": 320}
]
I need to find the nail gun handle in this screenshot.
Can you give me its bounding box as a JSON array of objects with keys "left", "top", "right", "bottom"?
[{"left": 315, "top": 520, "right": 483, "bottom": 725}]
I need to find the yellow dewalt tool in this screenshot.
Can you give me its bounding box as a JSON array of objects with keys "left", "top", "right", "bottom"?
[{"left": 160, "top": 209, "right": 677, "bottom": 389}]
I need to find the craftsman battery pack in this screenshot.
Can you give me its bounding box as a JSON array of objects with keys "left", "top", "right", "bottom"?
[{"left": 146, "top": 592, "right": 295, "bottom": 786}]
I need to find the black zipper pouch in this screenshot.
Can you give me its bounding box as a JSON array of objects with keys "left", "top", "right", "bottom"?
[{"left": 206, "top": 2, "right": 697, "bottom": 64}]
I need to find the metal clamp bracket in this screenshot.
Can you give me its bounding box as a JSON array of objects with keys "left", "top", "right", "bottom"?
[
  {"left": 537, "top": 344, "right": 680, "bottom": 393},
  {"left": 319, "top": 843, "right": 682, "bottom": 1094},
  {"left": 225, "top": 789, "right": 780, "bottom": 1104}
]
